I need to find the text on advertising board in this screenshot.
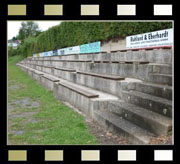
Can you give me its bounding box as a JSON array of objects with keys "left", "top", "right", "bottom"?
[{"left": 126, "top": 28, "right": 173, "bottom": 49}]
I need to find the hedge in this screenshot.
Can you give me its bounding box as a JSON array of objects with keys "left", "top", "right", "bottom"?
[{"left": 9, "top": 22, "right": 172, "bottom": 57}]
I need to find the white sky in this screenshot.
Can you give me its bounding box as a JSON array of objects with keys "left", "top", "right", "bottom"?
[{"left": 8, "top": 21, "right": 62, "bottom": 40}]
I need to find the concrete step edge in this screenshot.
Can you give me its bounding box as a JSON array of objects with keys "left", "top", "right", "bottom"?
[
  {"left": 108, "top": 101, "right": 172, "bottom": 135},
  {"left": 122, "top": 90, "right": 172, "bottom": 106},
  {"left": 94, "top": 110, "right": 154, "bottom": 144},
  {"left": 135, "top": 81, "right": 172, "bottom": 90},
  {"left": 110, "top": 100, "right": 172, "bottom": 126}
]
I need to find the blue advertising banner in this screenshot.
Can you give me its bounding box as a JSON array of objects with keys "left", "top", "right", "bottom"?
[
  {"left": 44, "top": 52, "right": 49, "bottom": 57},
  {"left": 80, "top": 41, "right": 101, "bottom": 54},
  {"left": 44, "top": 51, "right": 53, "bottom": 56}
]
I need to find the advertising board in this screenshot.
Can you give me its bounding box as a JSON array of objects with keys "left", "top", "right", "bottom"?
[
  {"left": 57, "top": 46, "right": 80, "bottom": 55},
  {"left": 126, "top": 28, "right": 173, "bottom": 49},
  {"left": 33, "top": 54, "right": 37, "bottom": 57},
  {"left": 80, "top": 41, "right": 101, "bottom": 54}
]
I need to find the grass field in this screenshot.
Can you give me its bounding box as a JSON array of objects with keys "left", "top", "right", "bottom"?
[{"left": 8, "top": 55, "right": 98, "bottom": 145}]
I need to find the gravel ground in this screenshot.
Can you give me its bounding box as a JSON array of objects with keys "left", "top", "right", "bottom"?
[
  {"left": 149, "top": 134, "right": 172, "bottom": 145},
  {"left": 85, "top": 118, "right": 129, "bottom": 145}
]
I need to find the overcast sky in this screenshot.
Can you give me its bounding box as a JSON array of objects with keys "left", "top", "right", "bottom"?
[{"left": 8, "top": 21, "right": 62, "bottom": 40}]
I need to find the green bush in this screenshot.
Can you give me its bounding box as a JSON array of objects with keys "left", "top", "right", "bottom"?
[
  {"left": 11, "top": 22, "right": 172, "bottom": 57},
  {"left": 8, "top": 47, "right": 17, "bottom": 57}
]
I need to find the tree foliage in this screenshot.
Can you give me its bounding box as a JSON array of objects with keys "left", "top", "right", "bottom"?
[
  {"left": 12, "top": 36, "right": 17, "bottom": 41},
  {"left": 16, "top": 21, "right": 41, "bottom": 41}
]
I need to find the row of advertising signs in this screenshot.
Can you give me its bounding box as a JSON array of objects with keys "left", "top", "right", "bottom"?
[
  {"left": 33, "top": 41, "right": 101, "bottom": 57},
  {"left": 33, "top": 28, "right": 173, "bottom": 57}
]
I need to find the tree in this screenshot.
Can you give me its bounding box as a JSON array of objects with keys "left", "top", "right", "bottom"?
[
  {"left": 12, "top": 36, "right": 17, "bottom": 41},
  {"left": 17, "top": 21, "right": 41, "bottom": 41}
]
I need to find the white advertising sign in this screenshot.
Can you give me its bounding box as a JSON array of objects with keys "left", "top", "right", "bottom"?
[
  {"left": 126, "top": 28, "right": 173, "bottom": 49},
  {"left": 65, "top": 46, "right": 80, "bottom": 55},
  {"left": 38, "top": 51, "right": 53, "bottom": 57},
  {"left": 39, "top": 52, "right": 44, "bottom": 57},
  {"left": 48, "top": 51, "right": 53, "bottom": 56},
  {"left": 57, "top": 48, "right": 66, "bottom": 55},
  {"left": 57, "top": 46, "right": 80, "bottom": 55}
]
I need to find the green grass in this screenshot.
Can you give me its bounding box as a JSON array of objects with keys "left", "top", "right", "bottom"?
[
  {"left": 8, "top": 55, "right": 25, "bottom": 65},
  {"left": 8, "top": 56, "right": 98, "bottom": 145}
]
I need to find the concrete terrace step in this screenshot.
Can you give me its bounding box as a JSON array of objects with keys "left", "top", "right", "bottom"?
[
  {"left": 122, "top": 90, "right": 172, "bottom": 117},
  {"left": 133, "top": 82, "right": 172, "bottom": 100},
  {"left": 54, "top": 67, "right": 76, "bottom": 72},
  {"left": 28, "top": 67, "right": 36, "bottom": 71},
  {"left": 59, "top": 82, "right": 99, "bottom": 98},
  {"left": 44, "top": 65, "right": 54, "bottom": 68},
  {"left": 19, "top": 64, "right": 119, "bottom": 100},
  {"left": 25, "top": 48, "right": 173, "bottom": 65},
  {"left": 20, "top": 64, "right": 122, "bottom": 98},
  {"left": 21, "top": 65, "right": 33, "bottom": 70},
  {"left": 17, "top": 63, "right": 24, "bottom": 67},
  {"left": 30, "top": 63, "right": 43, "bottom": 67},
  {"left": 17, "top": 64, "right": 27, "bottom": 71},
  {"left": 149, "top": 73, "right": 172, "bottom": 85},
  {"left": 42, "top": 74, "right": 60, "bottom": 82},
  {"left": 32, "top": 59, "right": 150, "bottom": 64},
  {"left": 36, "top": 59, "right": 92, "bottom": 62},
  {"left": 149, "top": 63, "right": 172, "bottom": 74},
  {"left": 20, "top": 64, "right": 30, "bottom": 69},
  {"left": 58, "top": 60, "right": 92, "bottom": 62},
  {"left": 53, "top": 76, "right": 120, "bottom": 117},
  {"left": 93, "top": 109, "right": 155, "bottom": 144},
  {"left": 57, "top": 79, "right": 119, "bottom": 101},
  {"left": 93, "top": 60, "right": 149, "bottom": 64},
  {"left": 40, "top": 75, "right": 60, "bottom": 91},
  {"left": 77, "top": 71, "right": 125, "bottom": 80},
  {"left": 27, "top": 60, "right": 173, "bottom": 84},
  {"left": 29, "top": 64, "right": 76, "bottom": 73},
  {"left": 34, "top": 70, "right": 44, "bottom": 75},
  {"left": 108, "top": 100, "right": 172, "bottom": 135},
  {"left": 20, "top": 66, "right": 36, "bottom": 77}
]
